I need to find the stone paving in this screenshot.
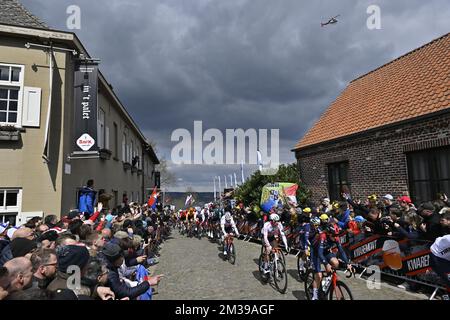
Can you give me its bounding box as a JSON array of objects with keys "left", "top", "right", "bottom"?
[{"left": 152, "top": 231, "right": 428, "bottom": 300}]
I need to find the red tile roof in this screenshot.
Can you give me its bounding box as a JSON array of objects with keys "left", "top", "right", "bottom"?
[{"left": 294, "top": 33, "right": 450, "bottom": 150}]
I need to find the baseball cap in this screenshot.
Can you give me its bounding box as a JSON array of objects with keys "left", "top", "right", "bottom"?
[
  {"left": 68, "top": 210, "right": 80, "bottom": 220},
  {"left": 101, "top": 242, "right": 123, "bottom": 261},
  {"left": 114, "top": 231, "right": 129, "bottom": 239},
  {"left": 383, "top": 194, "right": 394, "bottom": 201},
  {"left": 7, "top": 226, "right": 18, "bottom": 239},
  {"left": 397, "top": 196, "right": 412, "bottom": 204},
  {"left": 0, "top": 221, "right": 10, "bottom": 234}
]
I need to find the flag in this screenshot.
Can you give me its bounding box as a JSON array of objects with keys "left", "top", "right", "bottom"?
[
  {"left": 185, "top": 194, "right": 193, "bottom": 207},
  {"left": 136, "top": 265, "right": 152, "bottom": 300},
  {"left": 147, "top": 186, "right": 158, "bottom": 209},
  {"left": 257, "top": 150, "right": 263, "bottom": 171},
  {"left": 283, "top": 184, "right": 299, "bottom": 206},
  {"left": 241, "top": 160, "right": 245, "bottom": 184}
]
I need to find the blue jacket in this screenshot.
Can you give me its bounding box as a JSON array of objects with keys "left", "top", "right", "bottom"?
[
  {"left": 78, "top": 187, "right": 96, "bottom": 215},
  {"left": 336, "top": 209, "right": 351, "bottom": 229}
]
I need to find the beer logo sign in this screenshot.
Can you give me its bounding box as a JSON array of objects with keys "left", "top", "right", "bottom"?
[{"left": 77, "top": 133, "right": 95, "bottom": 151}]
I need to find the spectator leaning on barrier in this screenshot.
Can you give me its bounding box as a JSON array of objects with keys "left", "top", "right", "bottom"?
[
  {"left": 100, "top": 242, "right": 162, "bottom": 300},
  {"left": 439, "top": 212, "right": 450, "bottom": 235},
  {"left": 418, "top": 202, "right": 444, "bottom": 240}
]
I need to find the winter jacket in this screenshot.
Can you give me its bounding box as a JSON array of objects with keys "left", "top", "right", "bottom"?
[{"left": 78, "top": 187, "right": 97, "bottom": 215}]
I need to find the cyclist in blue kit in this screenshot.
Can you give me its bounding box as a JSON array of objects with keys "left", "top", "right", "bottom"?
[{"left": 309, "top": 223, "right": 352, "bottom": 300}]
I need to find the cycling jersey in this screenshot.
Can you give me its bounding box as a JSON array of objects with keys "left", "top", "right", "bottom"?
[
  {"left": 196, "top": 210, "right": 206, "bottom": 223},
  {"left": 298, "top": 222, "right": 314, "bottom": 250},
  {"left": 220, "top": 216, "right": 239, "bottom": 235},
  {"left": 310, "top": 228, "right": 349, "bottom": 272},
  {"left": 262, "top": 221, "right": 288, "bottom": 249}
]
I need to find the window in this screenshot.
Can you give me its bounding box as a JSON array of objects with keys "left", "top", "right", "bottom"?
[
  {"left": 122, "top": 131, "right": 127, "bottom": 162},
  {"left": 113, "top": 123, "right": 118, "bottom": 158},
  {"left": 0, "top": 64, "right": 24, "bottom": 125},
  {"left": 327, "top": 161, "right": 350, "bottom": 201},
  {"left": 130, "top": 140, "right": 134, "bottom": 164},
  {"left": 0, "top": 189, "right": 21, "bottom": 225},
  {"left": 407, "top": 146, "right": 450, "bottom": 204},
  {"left": 97, "top": 108, "right": 105, "bottom": 149},
  {"left": 137, "top": 145, "right": 141, "bottom": 169}
]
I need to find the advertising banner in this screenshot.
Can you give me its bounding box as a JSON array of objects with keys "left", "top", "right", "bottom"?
[
  {"left": 72, "top": 60, "right": 99, "bottom": 157},
  {"left": 260, "top": 183, "right": 298, "bottom": 211}
]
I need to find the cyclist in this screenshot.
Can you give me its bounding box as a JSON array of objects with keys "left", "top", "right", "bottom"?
[
  {"left": 298, "top": 215, "right": 320, "bottom": 276},
  {"left": 196, "top": 207, "right": 206, "bottom": 235},
  {"left": 220, "top": 212, "right": 240, "bottom": 256},
  {"left": 261, "top": 214, "right": 289, "bottom": 274},
  {"left": 185, "top": 208, "right": 195, "bottom": 235},
  {"left": 310, "top": 222, "right": 352, "bottom": 300},
  {"left": 209, "top": 205, "right": 222, "bottom": 239}
]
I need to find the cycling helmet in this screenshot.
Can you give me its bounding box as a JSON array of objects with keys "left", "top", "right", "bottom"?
[
  {"left": 319, "top": 214, "right": 329, "bottom": 222},
  {"left": 310, "top": 216, "right": 321, "bottom": 226},
  {"left": 354, "top": 216, "right": 366, "bottom": 223},
  {"left": 224, "top": 212, "right": 232, "bottom": 221},
  {"left": 303, "top": 207, "right": 312, "bottom": 214},
  {"left": 269, "top": 214, "right": 280, "bottom": 222}
]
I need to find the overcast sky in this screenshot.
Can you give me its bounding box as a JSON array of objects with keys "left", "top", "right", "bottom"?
[{"left": 21, "top": 0, "right": 450, "bottom": 191}]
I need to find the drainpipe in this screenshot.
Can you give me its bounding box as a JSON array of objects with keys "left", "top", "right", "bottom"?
[
  {"left": 42, "top": 46, "right": 54, "bottom": 163},
  {"left": 141, "top": 144, "right": 145, "bottom": 204}
]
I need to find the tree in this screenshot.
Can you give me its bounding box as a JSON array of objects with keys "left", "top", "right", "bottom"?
[
  {"left": 234, "top": 163, "right": 311, "bottom": 206},
  {"left": 148, "top": 140, "right": 176, "bottom": 188}
]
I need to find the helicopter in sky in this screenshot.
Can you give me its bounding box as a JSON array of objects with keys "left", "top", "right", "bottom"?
[{"left": 321, "top": 15, "right": 340, "bottom": 27}]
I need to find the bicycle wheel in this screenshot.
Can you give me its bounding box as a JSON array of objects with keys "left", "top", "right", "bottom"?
[
  {"left": 329, "top": 281, "right": 353, "bottom": 300},
  {"left": 273, "top": 258, "right": 288, "bottom": 294},
  {"left": 228, "top": 243, "right": 236, "bottom": 265},
  {"left": 297, "top": 255, "right": 307, "bottom": 281},
  {"left": 304, "top": 269, "right": 315, "bottom": 300},
  {"left": 258, "top": 253, "right": 270, "bottom": 283},
  {"left": 279, "top": 250, "right": 286, "bottom": 266}
]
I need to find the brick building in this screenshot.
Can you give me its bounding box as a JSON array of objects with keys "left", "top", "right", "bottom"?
[{"left": 293, "top": 33, "right": 450, "bottom": 204}]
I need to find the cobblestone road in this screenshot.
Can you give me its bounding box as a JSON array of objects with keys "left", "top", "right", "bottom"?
[{"left": 152, "top": 231, "right": 428, "bottom": 300}]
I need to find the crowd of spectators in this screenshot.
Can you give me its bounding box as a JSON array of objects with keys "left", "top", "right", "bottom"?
[{"left": 0, "top": 201, "right": 167, "bottom": 300}]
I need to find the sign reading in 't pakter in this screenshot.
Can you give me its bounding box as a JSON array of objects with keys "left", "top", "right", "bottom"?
[{"left": 72, "top": 60, "right": 99, "bottom": 156}]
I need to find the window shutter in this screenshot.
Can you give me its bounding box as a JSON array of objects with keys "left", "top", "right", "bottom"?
[
  {"left": 105, "top": 126, "right": 110, "bottom": 150},
  {"left": 22, "top": 87, "right": 41, "bottom": 127}
]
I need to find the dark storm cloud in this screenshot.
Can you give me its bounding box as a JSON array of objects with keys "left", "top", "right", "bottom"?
[{"left": 21, "top": 0, "right": 450, "bottom": 190}]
